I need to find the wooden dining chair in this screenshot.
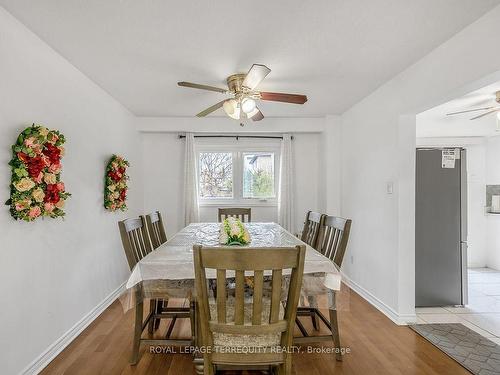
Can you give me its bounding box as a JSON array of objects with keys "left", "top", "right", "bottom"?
[
  {"left": 317, "top": 215, "right": 352, "bottom": 268},
  {"left": 145, "top": 211, "right": 168, "bottom": 249},
  {"left": 119, "top": 217, "right": 192, "bottom": 364},
  {"left": 218, "top": 207, "right": 252, "bottom": 223},
  {"left": 118, "top": 216, "right": 159, "bottom": 332},
  {"left": 194, "top": 244, "right": 306, "bottom": 375},
  {"left": 295, "top": 215, "right": 352, "bottom": 361},
  {"left": 300, "top": 211, "right": 324, "bottom": 249},
  {"left": 118, "top": 216, "right": 153, "bottom": 270}
]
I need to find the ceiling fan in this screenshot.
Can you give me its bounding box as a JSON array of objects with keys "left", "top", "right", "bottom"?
[
  {"left": 178, "top": 64, "right": 307, "bottom": 121},
  {"left": 446, "top": 91, "right": 500, "bottom": 120}
]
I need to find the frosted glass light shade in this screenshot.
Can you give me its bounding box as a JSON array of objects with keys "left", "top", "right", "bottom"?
[
  {"left": 223, "top": 99, "right": 237, "bottom": 115},
  {"left": 223, "top": 99, "right": 240, "bottom": 120},
  {"left": 241, "top": 98, "right": 256, "bottom": 114}
]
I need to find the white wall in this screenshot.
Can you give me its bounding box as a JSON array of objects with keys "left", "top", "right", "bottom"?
[
  {"left": 485, "top": 135, "right": 500, "bottom": 269},
  {"left": 141, "top": 130, "right": 325, "bottom": 237},
  {"left": 142, "top": 133, "right": 184, "bottom": 237},
  {"left": 0, "top": 8, "right": 142, "bottom": 375},
  {"left": 323, "top": 116, "right": 342, "bottom": 215},
  {"left": 336, "top": 4, "right": 500, "bottom": 323}
]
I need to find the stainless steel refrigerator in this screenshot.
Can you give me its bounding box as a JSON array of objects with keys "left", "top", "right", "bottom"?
[{"left": 415, "top": 148, "right": 468, "bottom": 307}]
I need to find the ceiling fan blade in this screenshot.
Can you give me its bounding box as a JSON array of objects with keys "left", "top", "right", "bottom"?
[
  {"left": 260, "top": 91, "right": 307, "bottom": 104},
  {"left": 250, "top": 108, "right": 264, "bottom": 121},
  {"left": 242, "top": 64, "right": 271, "bottom": 90},
  {"left": 178, "top": 81, "right": 227, "bottom": 94},
  {"left": 446, "top": 106, "right": 496, "bottom": 116},
  {"left": 470, "top": 108, "right": 500, "bottom": 120},
  {"left": 196, "top": 100, "right": 226, "bottom": 117}
]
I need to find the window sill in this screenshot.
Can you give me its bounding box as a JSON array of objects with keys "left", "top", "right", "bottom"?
[{"left": 199, "top": 200, "right": 278, "bottom": 208}]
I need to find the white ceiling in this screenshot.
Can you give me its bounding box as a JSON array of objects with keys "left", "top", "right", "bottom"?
[
  {"left": 1, "top": 0, "right": 499, "bottom": 117},
  {"left": 417, "top": 82, "right": 500, "bottom": 138}
]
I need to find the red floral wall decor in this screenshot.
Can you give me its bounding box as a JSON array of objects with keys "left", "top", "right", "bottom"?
[
  {"left": 104, "top": 155, "right": 129, "bottom": 211},
  {"left": 6, "top": 124, "right": 70, "bottom": 221}
]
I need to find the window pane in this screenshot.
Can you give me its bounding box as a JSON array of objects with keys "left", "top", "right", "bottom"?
[
  {"left": 243, "top": 153, "right": 275, "bottom": 198},
  {"left": 199, "top": 152, "right": 233, "bottom": 198}
]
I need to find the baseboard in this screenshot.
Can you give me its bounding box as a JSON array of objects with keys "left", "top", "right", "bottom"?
[
  {"left": 21, "top": 281, "right": 126, "bottom": 375},
  {"left": 341, "top": 273, "right": 417, "bottom": 326},
  {"left": 468, "top": 263, "right": 486, "bottom": 269}
]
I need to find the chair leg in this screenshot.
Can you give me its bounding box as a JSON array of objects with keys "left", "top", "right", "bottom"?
[
  {"left": 329, "top": 308, "right": 342, "bottom": 361},
  {"left": 203, "top": 355, "right": 214, "bottom": 375},
  {"left": 307, "top": 296, "right": 319, "bottom": 330},
  {"left": 148, "top": 299, "right": 156, "bottom": 334},
  {"left": 154, "top": 298, "right": 167, "bottom": 330},
  {"left": 278, "top": 355, "right": 292, "bottom": 375},
  {"left": 131, "top": 301, "right": 143, "bottom": 365},
  {"left": 285, "top": 355, "right": 292, "bottom": 374},
  {"left": 190, "top": 300, "right": 196, "bottom": 343}
]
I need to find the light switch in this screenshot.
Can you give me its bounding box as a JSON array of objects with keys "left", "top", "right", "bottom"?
[{"left": 386, "top": 181, "right": 394, "bottom": 195}]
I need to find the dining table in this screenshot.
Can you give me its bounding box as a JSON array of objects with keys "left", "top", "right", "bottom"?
[{"left": 121, "top": 222, "right": 342, "bottom": 373}]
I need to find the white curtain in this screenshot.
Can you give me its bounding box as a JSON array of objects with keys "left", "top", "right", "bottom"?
[
  {"left": 278, "top": 134, "right": 295, "bottom": 233},
  {"left": 183, "top": 133, "right": 199, "bottom": 225}
]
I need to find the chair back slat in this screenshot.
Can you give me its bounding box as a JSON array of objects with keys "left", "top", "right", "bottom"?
[
  {"left": 216, "top": 269, "right": 226, "bottom": 323},
  {"left": 218, "top": 208, "right": 252, "bottom": 223},
  {"left": 301, "top": 211, "right": 324, "bottom": 249},
  {"left": 234, "top": 270, "right": 245, "bottom": 325},
  {"left": 269, "top": 269, "right": 282, "bottom": 324},
  {"left": 132, "top": 230, "right": 143, "bottom": 259},
  {"left": 193, "top": 245, "right": 306, "bottom": 353},
  {"left": 252, "top": 270, "right": 264, "bottom": 325},
  {"left": 145, "top": 211, "right": 168, "bottom": 249},
  {"left": 317, "top": 215, "right": 352, "bottom": 268},
  {"left": 118, "top": 216, "right": 152, "bottom": 270}
]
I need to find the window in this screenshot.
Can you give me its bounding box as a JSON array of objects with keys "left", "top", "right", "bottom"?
[
  {"left": 197, "top": 142, "right": 280, "bottom": 205},
  {"left": 198, "top": 152, "right": 233, "bottom": 198},
  {"left": 242, "top": 153, "right": 275, "bottom": 198}
]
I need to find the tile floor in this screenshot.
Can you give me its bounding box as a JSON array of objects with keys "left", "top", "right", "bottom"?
[{"left": 416, "top": 268, "right": 500, "bottom": 345}]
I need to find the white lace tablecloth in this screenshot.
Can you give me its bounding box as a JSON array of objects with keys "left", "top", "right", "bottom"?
[{"left": 121, "top": 223, "right": 341, "bottom": 310}]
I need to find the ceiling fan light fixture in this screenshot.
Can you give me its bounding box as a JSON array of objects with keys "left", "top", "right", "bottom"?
[
  {"left": 178, "top": 63, "right": 307, "bottom": 121},
  {"left": 223, "top": 99, "right": 240, "bottom": 119},
  {"left": 223, "top": 98, "right": 238, "bottom": 114},
  {"left": 241, "top": 98, "right": 256, "bottom": 114}
]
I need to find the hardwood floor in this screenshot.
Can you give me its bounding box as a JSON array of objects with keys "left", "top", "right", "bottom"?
[{"left": 41, "top": 285, "right": 470, "bottom": 375}]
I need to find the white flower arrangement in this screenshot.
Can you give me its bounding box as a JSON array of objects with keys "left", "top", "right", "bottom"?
[{"left": 219, "top": 217, "right": 251, "bottom": 245}]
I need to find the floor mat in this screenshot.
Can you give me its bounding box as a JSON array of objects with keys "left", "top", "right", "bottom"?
[{"left": 410, "top": 323, "right": 500, "bottom": 374}]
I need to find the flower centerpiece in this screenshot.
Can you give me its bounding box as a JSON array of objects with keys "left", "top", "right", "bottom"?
[
  {"left": 6, "top": 124, "right": 70, "bottom": 221},
  {"left": 104, "top": 155, "right": 129, "bottom": 211},
  {"left": 219, "top": 217, "right": 251, "bottom": 245}
]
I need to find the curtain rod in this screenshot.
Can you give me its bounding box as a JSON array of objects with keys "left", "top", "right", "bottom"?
[{"left": 178, "top": 135, "right": 293, "bottom": 140}]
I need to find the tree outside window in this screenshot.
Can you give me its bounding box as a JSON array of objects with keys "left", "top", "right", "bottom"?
[
  {"left": 198, "top": 152, "right": 233, "bottom": 198},
  {"left": 243, "top": 153, "right": 275, "bottom": 198}
]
